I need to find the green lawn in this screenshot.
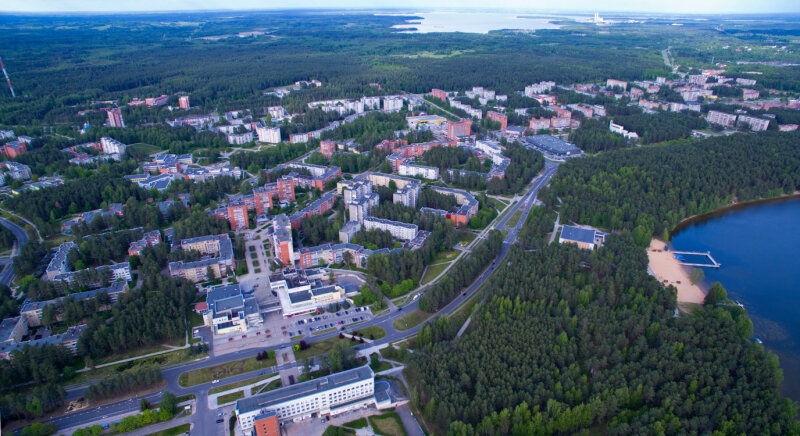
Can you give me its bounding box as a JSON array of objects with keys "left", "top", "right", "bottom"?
[
  {"left": 369, "top": 412, "right": 407, "bottom": 436},
  {"left": 351, "top": 326, "right": 385, "bottom": 340},
  {"left": 392, "top": 310, "right": 431, "bottom": 331},
  {"left": 343, "top": 418, "right": 368, "bottom": 429},
  {"left": 294, "top": 336, "right": 356, "bottom": 361},
  {"left": 457, "top": 231, "right": 477, "bottom": 245},
  {"left": 253, "top": 379, "right": 282, "bottom": 394},
  {"left": 178, "top": 355, "right": 276, "bottom": 387},
  {"left": 216, "top": 390, "right": 244, "bottom": 406},
  {"left": 146, "top": 423, "right": 191, "bottom": 436},
  {"left": 323, "top": 426, "right": 356, "bottom": 436},
  {"left": 370, "top": 361, "right": 393, "bottom": 372},
  {"left": 189, "top": 312, "right": 204, "bottom": 328},
  {"left": 431, "top": 250, "right": 457, "bottom": 264},
  {"left": 208, "top": 373, "right": 277, "bottom": 395},
  {"left": 506, "top": 210, "right": 523, "bottom": 227},
  {"left": 312, "top": 327, "right": 338, "bottom": 336},
  {"left": 129, "top": 143, "right": 162, "bottom": 155},
  {"left": 421, "top": 262, "right": 450, "bottom": 285}
]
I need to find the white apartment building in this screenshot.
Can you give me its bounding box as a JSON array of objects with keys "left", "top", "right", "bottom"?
[
  {"left": 737, "top": 115, "right": 770, "bottom": 132},
  {"left": 361, "top": 96, "right": 381, "bottom": 110},
  {"left": 398, "top": 163, "right": 439, "bottom": 180},
  {"left": 525, "top": 81, "right": 556, "bottom": 96},
  {"left": 227, "top": 131, "right": 254, "bottom": 145},
  {"left": 382, "top": 97, "right": 403, "bottom": 112},
  {"left": 707, "top": 110, "right": 738, "bottom": 127},
  {"left": 100, "top": 137, "right": 126, "bottom": 155},
  {"left": 256, "top": 125, "right": 281, "bottom": 143},
  {"left": 363, "top": 217, "right": 418, "bottom": 241},
  {"left": 236, "top": 366, "right": 375, "bottom": 430}
]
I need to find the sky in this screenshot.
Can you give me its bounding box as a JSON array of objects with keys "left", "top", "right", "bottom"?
[{"left": 2, "top": 0, "right": 799, "bottom": 14}]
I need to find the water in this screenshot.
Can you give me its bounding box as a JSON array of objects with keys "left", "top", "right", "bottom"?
[
  {"left": 388, "top": 11, "right": 566, "bottom": 34},
  {"left": 670, "top": 197, "right": 800, "bottom": 400}
]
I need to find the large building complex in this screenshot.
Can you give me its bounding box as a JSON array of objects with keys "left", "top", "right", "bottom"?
[
  {"left": 168, "top": 234, "right": 234, "bottom": 281},
  {"left": 236, "top": 365, "right": 376, "bottom": 431},
  {"left": 269, "top": 269, "right": 347, "bottom": 316},
  {"left": 106, "top": 107, "right": 125, "bottom": 128},
  {"left": 447, "top": 119, "right": 472, "bottom": 139},
  {"left": 200, "top": 284, "right": 262, "bottom": 336}
]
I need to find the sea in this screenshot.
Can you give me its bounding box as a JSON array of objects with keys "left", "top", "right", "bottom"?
[
  {"left": 386, "top": 11, "right": 572, "bottom": 34},
  {"left": 670, "top": 197, "right": 800, "bottom": 401}
]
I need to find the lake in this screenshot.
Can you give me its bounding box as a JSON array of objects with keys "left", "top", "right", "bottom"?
[
  {"left": 670, "top": 197, "right": 800, "bottom": 401},
  {"left": 387, "top": 11, "right": 568, "bottom": 34}
]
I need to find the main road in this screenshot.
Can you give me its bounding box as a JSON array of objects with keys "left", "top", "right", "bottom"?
[
  {"left": 41, "top": 162, "right": 560, "bottom": 436},
  {"left": 0, "top": 216, "right": 29, "bottom": 286}
]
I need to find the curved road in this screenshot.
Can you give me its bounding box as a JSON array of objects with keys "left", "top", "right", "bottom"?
[
  {"left": 39, "top": 162, "right": 560, "bottom": 435},
  {"left": 0, "top": 217, "right": 29, "bottom": 286}
]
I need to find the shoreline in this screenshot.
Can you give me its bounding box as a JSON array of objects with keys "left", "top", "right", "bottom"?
[
  {"left": 670, "top": 192, "right": 800, "bottom": 236},
  {"left": 647, "top": 238, "right": 706, "bottom": 307}
]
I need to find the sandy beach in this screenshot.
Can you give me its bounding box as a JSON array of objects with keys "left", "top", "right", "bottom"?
[{"left": 647, "top": 238, "right": 706, "bottom": 306}]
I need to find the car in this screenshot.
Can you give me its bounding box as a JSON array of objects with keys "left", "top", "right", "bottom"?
[
  {"left": 212, "top": 379, "right": 220, "bottom": 384},
  {"left": 398, "top": 307, "right": 403, "bottom": 311},
  {"left": 218, "top": 412, "right": 224, "bottom": 417},
  {"left": 259, "top": 371, "right": 265, "bottom": 375},
  {"left": 216, "top": 419, "right": 224, "bottom": 423}
]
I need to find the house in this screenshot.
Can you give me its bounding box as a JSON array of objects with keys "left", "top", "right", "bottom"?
[{"left": 558, "top": 225, "right": 603, "bottom": 250}]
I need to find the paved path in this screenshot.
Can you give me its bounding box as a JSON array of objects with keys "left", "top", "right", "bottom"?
[{"left": 0, "top": 216, "right": 29, "bottom": 285}]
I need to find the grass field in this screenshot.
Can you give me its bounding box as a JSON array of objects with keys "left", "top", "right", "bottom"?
[
  {"left": 369, "top": 412, "right": 407, "bottom": 436},
  {"left": 431, "top": 250, "right": 457, "bottom": 264},
  {"left": 146, "top": 423, "right": 191, "bottom": 436},
  {"left": 421, "top": 262, "right": 450, "bottom": 285},
  {"left": 294, "top": 336, "right": 356, "bottom": 361},
  {"left": 178, "top": 355, "right": 276, "bottom": 387},
  {"left": 370, "top": 361, "right": 393, "bottom": 372},
  {"left": 253, "top": 379, "right": 282, "bottom": 394},
  {"left": 216, "top": 390, "right": 244, "bottom": 406},
  {"left": 343, "top": 417, "right": 368, "bottom": 429},
  {"left": 323, "top": 426, "right": 356, "bottom": 436},
  {"left": 457, "top": 231, "right": 477, "bottom": 245},
  {"left": 129, "top": 143, "right": 162, "bottom": 155},
  {"left": 208, "top": 373, "right": 276, "bottom": 395},
  {"left": 351, "top": 325, "right": 385, "bottom": 340},
  {"left": 392, "top": 310, "right": 431, "bottom": 331},
  {"left": 312, "top": 327, "right": 338, "bottom": 336},
  {"left": 506, "top": 210, "right": 523, "bottom": 227}
]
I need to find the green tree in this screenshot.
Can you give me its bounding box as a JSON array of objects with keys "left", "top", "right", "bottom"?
[
  {"left": 705, "top": 282, "right": 728, "bottom": 306},
  {"left": 159, "top": 391, "right": 178, "bottom": 416}
]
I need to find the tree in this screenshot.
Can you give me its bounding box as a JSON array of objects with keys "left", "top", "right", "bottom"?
[
  {"left": 159, "top": 391, "right": 178, "bottom": 416},
  {"left": 141, "top": 398, "right": 151, "bottom": 411},
  {"left": 689, "top": 268, "right": 705, "bottom": 285},
  {"left": 705, "top": 282, "right": 728, "bottom": 306}
]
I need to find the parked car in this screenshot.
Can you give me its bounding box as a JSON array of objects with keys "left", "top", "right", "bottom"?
[
  {"left": 216, "top": 419, "right": 224, "bottom": 424},
  {"left": 212, "top": 379, "right": 220, "bottom": 384}
]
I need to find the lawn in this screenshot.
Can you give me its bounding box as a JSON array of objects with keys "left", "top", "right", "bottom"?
[
  {"left": 189, "top": 312, "right": 204, "bottom": 328},
  {"left": 351, "top": 326, "right": 385, "bottom": 340},
  {"left": 457, "top": 231, "right": 477, "bottom": 245},
  {"left": 129, "top": 143, "right": 162, "bottom": 155},
  {"left": 489, "top": 197, "right": 509, "bottom": 209},
  {"left": 392, "top": 310, "right": 431, "bottom": 331},
  {"left": 421, "top": 262, "right": 450, "bottom": 285},
  {"left": 343, "top": 418, "right": 368, "bottom": 429},
  {"left": 70, "top": 348, "right": 206, "bottom": 385},
  {"left": 178, "top": 355, "right": 276, "bottom": 387},
  {"left": 146, "top": 423, "right": 191, "bottom": 436},
  {"left": 431, "top": 250, "right": 457, "bottom": 264},
  {"left": 217, "top": 390, "right": 244, "bottom": 406},
  {"left": 294, "top": 336, "right": 356, "bottom": 361},
  {"left": 369, "top": 412, "right": 407, "bottom": 436},
  {"left": 253, "top": 379, "right": 282, "bottom": 394},
  {"left": 370, "top": 361, "right": 393, "bottom": 373},
  {"left": 506, "top": 210, "right": 523, "bottom": 227},
  {"left": 323, "top": 427, "right": 356, "bottom": 436},
  {"left": 208, "top": 373, "right": 276, "bottom": 395}
]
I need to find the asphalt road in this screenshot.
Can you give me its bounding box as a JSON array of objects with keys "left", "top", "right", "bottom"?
[
  {"left": 0, "top": 217, "right": 29, "bottom": 285},
  {"left": 43, "top": 162, "right": 560, "bottom": 435}
]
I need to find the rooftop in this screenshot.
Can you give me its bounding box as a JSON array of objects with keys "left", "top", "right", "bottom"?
[{"left": 560, "top": 225, "right": 597, "bottom": 245}]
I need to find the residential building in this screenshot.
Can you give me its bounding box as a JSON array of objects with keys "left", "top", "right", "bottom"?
[
  {"left": 707, "top": 110, "right": 738, "bottom": 128},
  {"left": 736, "top": 78, "right": 757, "bottom": 86},
  {"left": 447, "top": 119, "right": 472, "bottom": 139},
  {"left": 606, "top": 79, "right": 628, "bottom": 90},
  {"left": 431, "top": 88, "right": 448, "bottom": 101},
  {"left": 100, "top": 137, "right": 126, "bottom": 155},
  {"left": 550, "top": 116, "right": 571, "bottom": 129},
  {"left": 128, "top": 230, "right": 162, "bottom": 256},
  {"left": 289, "top": 192, "right": 338, "bottom": 228},
  {"left": 0, "top": 324, "right": 86, "bottom": 359},
  {"left": 236, "top": 366, "right": 375, "bottom": 430},
  {"left": 737, "top": 115, "right": 770, "bottom": 132},
  {"left": 398, "top": 163, "right": 439, "bottom": 180},
  {"left": 487, "top": 111, "right": 508, "bottom": 130},
  {"left": 529, "top": 117, "right": 551, "bottom": 131},
  {"left": 0, "top": 317, "right": 28, "bottom": 344},
  {"left": 363, "top": 217, "right": 418, "bottom": 241},
  {"left": 145, "top": 95, "right": 169, "bottom": 107},
  {"left": 168, "top": 234, "right": 234, "bottom": 281},
  {"left": 559, "top": 225, "right": 603, "bottom": 250},
  {"left": 272, "top": 215, "right": 294, "bottom": 267},
  {"left": 20, "top": 282, "right": 128, "bottom": 327},
  {"left": 178, "top": 95, "right": 190, "bottom": 109},
  {"left": 2, "top": 141, "right": 27, "bottom": 159},
  {"left": 228, "top": 202, "right": 250, "bottom": 229},
  {"left": 256, "top": 125, "right": 281, "bottom": 144},
  {"left": 524, "top": 81, "right": 555, "bottom": 96},
  {"left": 608, "top": 121, "right": 639, "bottom": 140},
  {"left": 107, "top": 107, "right": 125, "bottom": 128},
  {"left": 0, "top": 130, "right": 14, "bottom": 140},
  {"left": 779, "top": 124, "right": 798, "bottom": 132},
  {"left": 227, "top": 131, "right": 254, "bottom": 145},
  {"left": 361, "top": 96, "right": 381, "bottom": 110},
  {"left": 270, "top": 268, "right": 346, "bottom": 316},
  {"left": 290, "top": 133, "right": 309, "bottom": 144},
  {"left": 124, "top": 173, "right": 174, "bottom": 191},
  {"left": 1, "top": 161, "right": 31, "bottom": 180},
  {"left": 339, "top": 221, "right": 361, "bottom": 243},
  {"left": 741, "top": 88, "right": 760, "bottom": 100},
  {"left": 382, "top": 97, "right": 404, "bottom": 112},
  {"left": 46, "top": 242, "right": 77, "bottom": 280},
  {"left": 320, "top": 140, "right": 336, "bottom": 158}
]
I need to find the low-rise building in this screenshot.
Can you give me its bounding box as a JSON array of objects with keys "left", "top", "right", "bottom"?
[
  {"left": 20, "top": 282, "right": 129, "bottom": 327},
  {"left": 558, "top": 225, "right": 604, "bottom": 250},
  {"left": 201, "top": 284, "right": 262, "bottom": 336},
  {"left": 128, "top": 230, "right": 162, "bottom": 256},
  {"left": 270, "top": 269, "right": 346, "bottom": 316},
  {"left": 168, "top": 234, "right": 234, "bottom": 281}
]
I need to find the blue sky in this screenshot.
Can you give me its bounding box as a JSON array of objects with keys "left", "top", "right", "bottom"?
[{"left": 3, "top": 0, "right": 799, "bottom": 14}]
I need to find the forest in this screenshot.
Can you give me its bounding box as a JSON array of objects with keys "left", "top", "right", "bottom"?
[
  {"left": 613, "top": 111, "right": 708, "bottom": 144},
  {"left": 408, "top": 234, "right": 799, "bottom": 435},
  {"left": 541, "top": 131, "right": 800, "bottom": 241}
]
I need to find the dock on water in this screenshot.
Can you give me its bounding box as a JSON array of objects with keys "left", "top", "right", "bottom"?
[{"left": 672, "top": 251, "right": 722, "bottom": 268}]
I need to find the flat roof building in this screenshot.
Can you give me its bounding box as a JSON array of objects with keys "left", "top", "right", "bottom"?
[{"left": 558, "top": 225, "right": 605, "bottom": 250}]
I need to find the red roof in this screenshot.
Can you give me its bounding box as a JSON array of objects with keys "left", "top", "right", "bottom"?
[{"left": 194, "top": 302, "right": 208, "bottom": 312}]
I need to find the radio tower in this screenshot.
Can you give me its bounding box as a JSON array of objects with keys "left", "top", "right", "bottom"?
[{"left": 0, "top": 58, "right": 16, "bottom": 98}]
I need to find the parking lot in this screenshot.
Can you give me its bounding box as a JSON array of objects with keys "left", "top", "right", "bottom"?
[{"left": 288, "top": 306, "right": 373, "bottom": 337}]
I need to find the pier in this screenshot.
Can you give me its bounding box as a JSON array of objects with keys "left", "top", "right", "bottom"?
[{"left": 672, "top": 251, "right": 721, "bottom": 268}]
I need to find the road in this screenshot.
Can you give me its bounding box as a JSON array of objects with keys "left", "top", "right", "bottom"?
[
  {"left": 0, "top": 217, "right": 29, "bottom": 286},
  {"left": 39, "top": 162, "right": 560, "bottom": 436}
]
